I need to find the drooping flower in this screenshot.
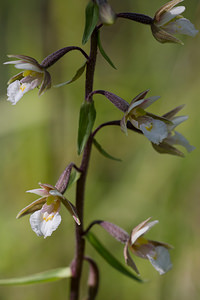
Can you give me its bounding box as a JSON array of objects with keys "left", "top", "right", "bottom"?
[
  {"left": 124, "top": 218, "right": 173, "bottom": 275},
  {"left": 120, "top": 90, "right": 171, "bottom": 144},
  {"left": 151, "top": 0, "right": 198, "bottom": 44},
  {"left": 17, "top": 183, "right": 80, "bottom": 238},
  {"left": 152, "top": 105, "right": 195, "bottom": 156},
  {"left": 4, "top": 55, "right": 51, "bottom": 105}
]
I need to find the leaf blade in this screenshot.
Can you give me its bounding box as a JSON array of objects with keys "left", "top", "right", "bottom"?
[
  {"left": 0, "top": 267, "right": 71, "bottom": 286},
  {"left": 54, "top": 62, "right": 87, "bottom": 88},
  {"left": 93, "top": 138, "right": 122, "bottom": 162},
  {"left": 97, "top": 31, "right": 117, "bottom": 69},
  {"left": 86, "top": 232, "right": 143, "bottom": 282},
  {"left": 78, "top": 101, "right": 96, "bottom": 155},
  {"left": 82, "top": 1, "right": 99, "bottom": 45}
]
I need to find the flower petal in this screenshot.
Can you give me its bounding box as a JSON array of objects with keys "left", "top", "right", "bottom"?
[
  {"left": 164, "top": 18, "right": 198, "bottom": 36},
  {"left": 166, "top": 131, "right": 195, "bottom": 152},
  {"left": 140, "top": 118, "right": 168, "bottom": 144},
  {"left": 30, "top": 210, "right": 61, "bottom": 238},
  {"left": 147, "top": 246, "right": 172, "bottom": 275},
  {"left": 131, "top": 220, "right": 159, "bottom": 245},
  {"left": 157, "top": 6, "right": 185, "bottom": 26},
  {"left": 124, "top": 243, "right": 140, "bottom": 274}
]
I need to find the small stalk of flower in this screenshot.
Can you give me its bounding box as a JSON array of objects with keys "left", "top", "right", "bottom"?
[
  {"left": 151, "top": 0, "right": 198, "bottom": 44},
  {"left": 124, "top": 218, "right": 173, "bottom": 275},
  {"left": 152, "top": 104, "right": 195, "bottom": 156},
  {"left": 4, "top": 55, "right": 51, "bottom": 105},
  {"left": 16, "top": 183, "right": 80, "bottom": 239}
]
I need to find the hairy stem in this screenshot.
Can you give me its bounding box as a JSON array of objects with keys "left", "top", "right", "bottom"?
[{"left": 69, "top": 29, "right": 98, "bottom": 300}]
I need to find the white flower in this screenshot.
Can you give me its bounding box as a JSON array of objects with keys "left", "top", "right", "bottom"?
[
  {"left": 152, "top": 105, "right": 195, "bottom": 156},
  {"left": 121, "top": 90, "right": 170, "bottom": 144},
  {"left": 30, "top": 202, "right": 61, "bottom": 239},
  {"left": 124, "top": 218, "right": 173, "bottom": 275},
  {"left": 17, "top": 183, "right": 80, "bottom": 238},
  {"left": 152, "top": 0, "right": 198, "bottom": 44},
  {"left": 4, "top": 55, "right": 51, "bottom": 104}
]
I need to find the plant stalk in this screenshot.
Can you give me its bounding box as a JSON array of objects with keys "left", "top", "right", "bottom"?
[{"left": 69, "top": 29, "right": 98, "bottom": 300}]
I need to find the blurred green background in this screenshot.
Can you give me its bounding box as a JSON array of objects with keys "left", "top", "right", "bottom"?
[{"left": 0, "top": 0, "right": 200, "bottom": 299}]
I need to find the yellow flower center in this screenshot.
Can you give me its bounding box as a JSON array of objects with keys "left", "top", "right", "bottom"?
[
  {"left": 145, "top": 123, "right": 153, "bottom": 131},
  {"left": 43, "top": 213, "right": 54, "bottom": 222},
  {"left": 20, "top": 84, "right": 26, "bottom": 92}
]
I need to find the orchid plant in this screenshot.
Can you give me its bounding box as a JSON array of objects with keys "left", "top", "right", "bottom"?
[{"left": 1, "top": 0, "right": 198, "bottom": 299}]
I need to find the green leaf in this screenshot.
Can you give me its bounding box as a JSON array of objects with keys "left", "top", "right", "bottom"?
[
  {"left": 54, "top": 62, "right": 87, "bottom": 88},
  {"left": 93, "top": 138, "right": 122, "bottom": 162},
  {"left": 97, "top": 31, "right": 117, "bottom": 69},
  {"left": 0, "top": 267, "right": 71, "bottom": 286},
  {"left": 82, "top": 1, "right": 99, "bottom": 45},
  {"left": 78, "top": 101, "right": 96, "bottom": 155},
  {"left": 86, "top": 232, "right": 143, "bottom": 282}
]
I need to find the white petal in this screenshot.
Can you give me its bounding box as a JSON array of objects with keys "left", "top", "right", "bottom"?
[
  {"left": 128, "top": 99, "right": 146, "bottom": 113},
  {"left": 166, "top": 131, "right": 195, "bottom": 152},
  {"left": 164, "top": 18, "right": 198, "bottom": 36},
  {"left": 147, "top": 246, "right": 172, "bottom": 275},
  {"left": 170, "top": 115, "right": 188, "bottom": 129},
  {"left": 30, "top": 210, "right": 61, "bottom": 238},
  {"left": 40, "top": 212, "right": 61, "bottom": 238},
  {"left": 26, "top": 188, "right": 49, "bottom": 197},
  {"left": 139, "top": 96, "right": 160, "bottom": 110},
  {"left": 14, "top": 63, "right": 43, "bottom": 72},
  {"left": 158, "top": 6, "right": 185, "bottom": 26},
  {"left": 131, "top": 220, "right": 159, "bottom": 245},
  {"left": 30, "top": 210, "right": 44, "bottom": 236},
  {"left": 7, "top": 81, "right": 26, "bottom": 105},
  {"left": 140, "top": 119, "right": 168, "bottom": 144}
]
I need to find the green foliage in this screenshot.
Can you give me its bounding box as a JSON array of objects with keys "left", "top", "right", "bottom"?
[
  {"left": 82, "top": 1, "right": 99, "bottom": 44},
  {"left": 78, "top": 101, "right": 96, "bottom": 155},
  {"left": 0, "top": 267, "right": 71, "bottom": 286},
  {"left": 86, "top": 232, "right": 143, "bottom": 282},
  {"left": 97, "top": 31, "right": 117, "bottom": 69},
  {"left": 93, "top": 138, "right": 122, "bottom": 161},
  {"left": 54, "top": 62, "right": 87, "bottom": 88}
]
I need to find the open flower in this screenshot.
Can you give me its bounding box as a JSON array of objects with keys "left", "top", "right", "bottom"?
[
  {"left": 124, "top": 218, "right": 173, "bottom": 275},
  {"left": 120, "top": 90, "right": 171, "bottom": 144},
  {"left": 4, "top": 55, "right": 51, "bottom": 104},
  {"left": 152, "top": 105, "right": 195, "bottom": 156},
  {"left": 151, "top": 0, "right": 198, "bottom": 44},
  {"left": 17, "top": 183, "right": 80, "bottom": 238}
]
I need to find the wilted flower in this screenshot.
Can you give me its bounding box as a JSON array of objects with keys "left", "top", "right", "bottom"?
[
  {"left": 124, "top": 218, "right": 173, "bottom": 275},
  {"left": 120, "top": 90, "right": 171, "bottom": 144},
  {"left": 152, "top": 105, "right": 195, "bottom": 156},
  {"left": 151, "top": 0, "right": 198, "bottom": 44},
  {"left": 17, "top": 183, "right": 80, "bottom": 238},
  {"left": 4, "top": 55, "right": 51, "bottom": 105}
]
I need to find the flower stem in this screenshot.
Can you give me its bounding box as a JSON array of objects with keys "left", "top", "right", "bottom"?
[{"left": 69, "top": 29, "right": 98, "bottom": 300}]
